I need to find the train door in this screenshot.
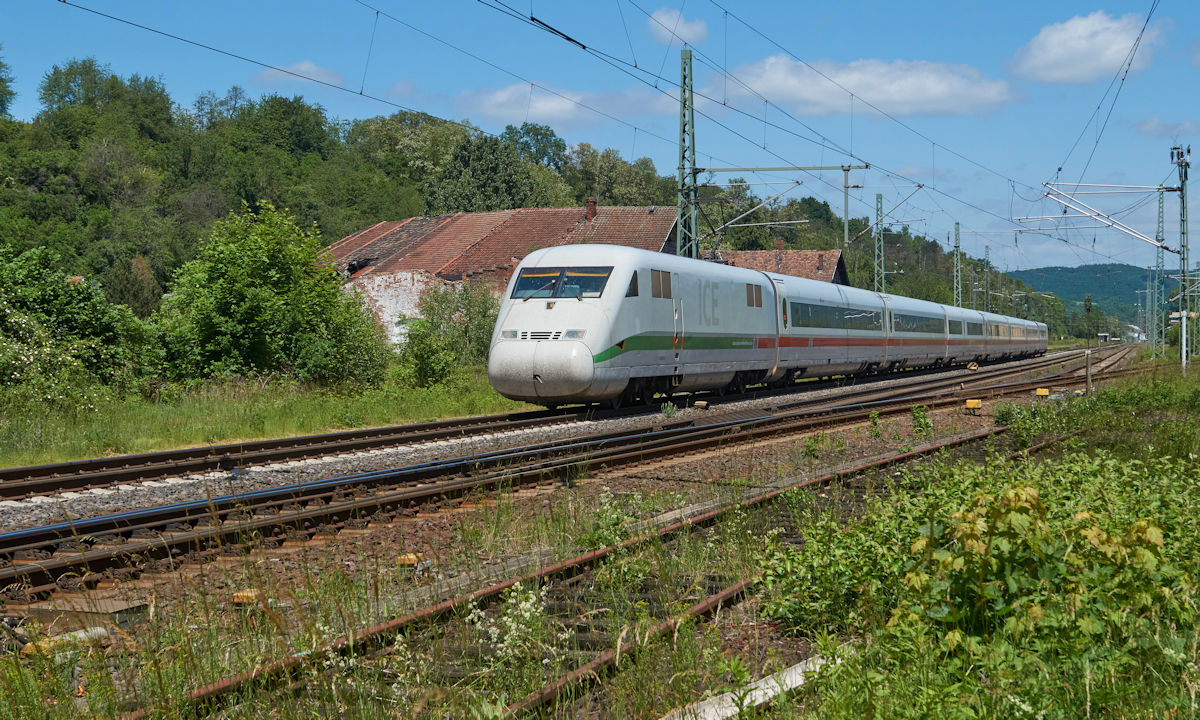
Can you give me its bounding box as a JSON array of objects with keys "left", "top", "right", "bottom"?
[
  {"left": 880, "top": 297, "right": 891, "bottom": 366},
  {"left": 771, "top": 280, "right": 785, "bottom": 377},
  {"left": 673, "top": 272, "right": 684, "bottom": 385}
]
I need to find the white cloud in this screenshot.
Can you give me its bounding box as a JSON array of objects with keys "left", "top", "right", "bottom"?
[
  {"left": 456, "top": 82, "right": 674, "bottom": 129},
  {"left": 1135, "top": 117, "right": 1200, "bottom": 139},
  {"left": 648, "top": 8, "right": 708, "bottom": 45},
  {"left": 722, "top": 55, "right": 1012, "bottom": 117},
  {"left": 252, "top": 60, "right": 345, "bottom": 88},
  {"left": 388, "top": 80, "right": 416, "bottom": 97},
  {"left": 1013, "top": 11, "right": 1162, "bottom": 84}
]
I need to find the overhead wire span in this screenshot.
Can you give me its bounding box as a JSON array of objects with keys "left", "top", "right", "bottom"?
[
  {"left": 595, "top": 1, "right": 1129, "bottom": 264},
  {"left": 56, "top": 0, "right": 491, "bottom": 137}
]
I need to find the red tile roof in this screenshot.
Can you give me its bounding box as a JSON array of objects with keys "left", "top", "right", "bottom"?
[
  {"left": 564, "top": 205, "right": 675, "bottom": 248},
  {"left": 721, "top": 249, "right": 847, "bottom": 284},
  {"left": 328, "top": 204, "right": 676, "bottom": 283}
]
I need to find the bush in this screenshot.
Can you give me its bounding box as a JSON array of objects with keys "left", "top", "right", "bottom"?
[
  {"left": 0, "top": 247, "right": 153, "bottom": 411},
  {"left": 156, "top": 203, "right": 391, "bottom": 384},
  {"left": 763, "top": 450, "right": 1200, "bottom": 718},
  {"left": 399, "top": 282, "right": 498, "bottom": 387}
]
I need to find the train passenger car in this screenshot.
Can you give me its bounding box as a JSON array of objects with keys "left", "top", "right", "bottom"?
[{"left": 488, "top": 244, "right": 1046, "bottom": 407}]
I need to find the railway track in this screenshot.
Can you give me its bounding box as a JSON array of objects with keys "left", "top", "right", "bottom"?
[
  {"left": 122, "top": 425, "right": 1013, "bottom": 719},
  {"left": 0, "top": 349, "right": 1131, "bottom": 597},
  {"left": 0, "top": 348, "right": 1110, "bottom": 501}
]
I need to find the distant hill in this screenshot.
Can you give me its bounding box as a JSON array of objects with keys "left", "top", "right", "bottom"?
[{"left": 1010, "top": 264, "right": 1177, "bottom": 324}]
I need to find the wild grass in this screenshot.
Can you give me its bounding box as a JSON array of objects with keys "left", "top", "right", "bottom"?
[{"left": 0, "top": 366, "right": 529, "bottom": 468}]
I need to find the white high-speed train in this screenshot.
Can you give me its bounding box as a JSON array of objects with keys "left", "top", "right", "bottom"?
[{"left": 487, "top": 244, "right": 1047, "bottom": 407}]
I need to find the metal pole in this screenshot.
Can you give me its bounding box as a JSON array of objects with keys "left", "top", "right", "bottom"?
[
  {"left": 953, "top": 222, "right": 961, "bottom": 308},
  {"left": 843, "top": 166, "right": 850, "bottom": 250},
  {"left": 1155, "top": 189, "right": 1165, "bottom": 357},
  {"left": 875, "top": 193, "right": 884, "bottom": 293},
  {"left": 676, "top": 50, "right": 698, "bottom": 259},
  {"left": 1086, "top": 350, "right": 1093, "bottom": 393},
  {"left": 984, "top": 246, "right": 993, "bottom": 314},
  {"left": 1173, "top": 146, "right": 1189, "bottom": 370}
]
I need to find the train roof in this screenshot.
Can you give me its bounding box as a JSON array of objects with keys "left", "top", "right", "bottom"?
[{"left": 518, "top": 245, "right": 1045, "bottom": 327}]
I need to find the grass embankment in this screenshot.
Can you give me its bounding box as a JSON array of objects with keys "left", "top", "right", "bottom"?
[
  {"left": 0, "top": 367, "right": 529, "bottom": 468},
  {"left": 759, "top": 370, "right": 1200, "bottom": 718}
]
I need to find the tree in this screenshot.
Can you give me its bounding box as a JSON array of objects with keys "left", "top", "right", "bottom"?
[
  {"left": 424, "top": 134, "right": 557, "bottom": 214},
  {"left": 157, "top": 203, "right": 391, "bottom": 383},
  {"left": 500, "top": 122, "right": 567, "bottom": 171},
  {"left": 0, "top": 44, "right": 15, "bottom": 117}
]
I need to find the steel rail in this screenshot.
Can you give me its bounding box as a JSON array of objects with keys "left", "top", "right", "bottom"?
[
  {"left": 0, "top": 359, "right": 1134, "bottom": 593},
  {"left": 0, "top": 349, "right": 1101, "bottom": 499}
]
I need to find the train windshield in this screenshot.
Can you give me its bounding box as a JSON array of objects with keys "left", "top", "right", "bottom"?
[{"left": 511, "top": 266, "right": 613, "bottom": 299}]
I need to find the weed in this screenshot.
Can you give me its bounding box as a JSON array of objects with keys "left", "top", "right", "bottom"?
[
  {"left": 661, "top": 400, "right": 678, "bottom": 419},
  {"left": 910, "top": 405, "right": 932, "bottom": 440},
  {"left": 868, "top": 410, "right": 882, "bottom": 438}
]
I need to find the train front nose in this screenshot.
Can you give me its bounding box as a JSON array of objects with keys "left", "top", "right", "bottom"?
[{"left": 488, "top": 341, "right": 594, "bottom": 402}]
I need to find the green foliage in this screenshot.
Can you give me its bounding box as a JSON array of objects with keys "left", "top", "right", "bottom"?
[
  {"left": 0, "top": 246, "right": 152, "bottom": 411},
  {"left": 399, "top": 282, "right": 499, "bottom": 387},
  {"left": 910, "top": 404, "right": 932, "bottom": 440},
  {"left": 157, "top": 203, "right": 390, "bottom": 383},
  {"left": 867, "top": 409, "right": 882, "bottom": 438},
  {"left": 0, "top": 45, "right": 14, "bottom": 117},
  {"left": 423, "top": 134, "right": 569, "bottom": 214},
  {"left": 660, "top": 400, "right": 678, "bottom": 418},
  {"left": 761, "top": 388, "right": 1200, "bottom": 719}
]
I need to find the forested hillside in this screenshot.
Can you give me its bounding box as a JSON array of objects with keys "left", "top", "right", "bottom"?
[{"left": 1011, "top": 264, "right": 1177, "bottom": 324}]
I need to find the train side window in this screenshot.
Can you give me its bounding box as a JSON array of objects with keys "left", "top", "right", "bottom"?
[
  {"left": 626, "top": 271, "right": 639, "bottom": 297},
  {"left": 745, "top": 284, "right": 763, "bottom": 308},
  {"left": 781, "top": 299, "right": 788, "bottom": 327},
  {"left": 651, "top": 269, "right": 671, "bottom": 298}
]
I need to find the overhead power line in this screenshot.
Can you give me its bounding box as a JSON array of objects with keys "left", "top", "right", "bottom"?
[
  {"left": 56, "top": 0, "right": 491, "bottom": 137},
  {"left": 477, "top": 0, "right": 1132, "bottom": 267}
]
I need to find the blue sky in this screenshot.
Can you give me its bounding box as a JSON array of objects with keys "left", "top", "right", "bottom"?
[{"left": 3, "top": 0, "right": 1198, "bottom": 273}]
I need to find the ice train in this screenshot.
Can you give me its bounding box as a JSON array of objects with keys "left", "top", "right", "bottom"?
[{"left": 487, "top": 244, "right": 1047, "bottom": 407}]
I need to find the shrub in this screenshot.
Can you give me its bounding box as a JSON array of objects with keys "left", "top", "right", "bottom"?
[
  {"left": 156, "top": 203, "right": 391, "bottom": 384},
  {"left": 0, "top": 247, "right": 153, "bottom": 411},
  {"left": 399, "top": 282, "right": 498, "bottom": 387}
]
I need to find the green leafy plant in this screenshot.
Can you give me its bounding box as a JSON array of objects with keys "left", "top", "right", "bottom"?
[
  {"left": 660, "top": 400, "right": 678, "bottom": 418},
  {"left": 868, "top": 410, "right": 882, "bottom": 438},
  {"left": 910, "top": 405, "right": 932, "bottom": 440}
]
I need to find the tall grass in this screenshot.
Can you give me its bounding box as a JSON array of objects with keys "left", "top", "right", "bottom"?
[{"left": 0, "top": 367, "right": 529, "bottom": 467}]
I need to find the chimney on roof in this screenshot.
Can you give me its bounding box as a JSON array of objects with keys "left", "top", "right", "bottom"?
[{"left": 585, "top": 197, "right": 597, "bottom": 221}]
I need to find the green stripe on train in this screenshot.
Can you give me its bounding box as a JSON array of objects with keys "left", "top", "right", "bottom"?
[{"left": 592, "top": 333, "right": 758, "bottom": 363}]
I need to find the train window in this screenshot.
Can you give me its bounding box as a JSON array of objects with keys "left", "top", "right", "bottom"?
[
  {"left": 745, "top": 284, "right": 763, "bottom": 308},
  {"left": 951, "top": 320, "right": 966, "bottom": 335},
  {"left": 892, "top": 313, "right": 944, "bottom": 334},
  {"left": 790, "top": 302, "right": 842, "bottom": 329},
  {"left": 625, "top": 271, "right": 639, "bottom": 297},
  {"left": 511, "top": 266, "right": 614, "bottom": 299},
  {"left": 651, "top": 269, "right": 672, "bottom": 299},
  {"left": 842, "top": 307, "right": 881, "bottom": 331},
  {"left": 967, "top": 322, "right": 984, "bottom": 336}
]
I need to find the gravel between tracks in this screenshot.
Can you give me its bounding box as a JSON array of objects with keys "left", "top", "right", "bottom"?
[{"left": 0, "top": 352, "right": 1078, "bottom": 532}]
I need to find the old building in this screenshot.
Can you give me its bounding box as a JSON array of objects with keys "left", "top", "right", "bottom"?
[
  {"left": 719, "top": 239, "right": 848, "bottom": 286},
  {"left": 325, "top": 201, "right": 676, "bottom": 342}
]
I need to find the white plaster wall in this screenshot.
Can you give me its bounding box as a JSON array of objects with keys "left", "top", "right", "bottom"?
[{"left": 346, "top": 270, "right": 448, "bottom": 345}]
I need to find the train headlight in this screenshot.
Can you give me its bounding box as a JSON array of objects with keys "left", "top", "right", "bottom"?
[
  {"left": 500, "top": 329, "right": 519, "bottom": 339},
  {"left": 563, "top": 329, "right": 586, "bottom": 339}
]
